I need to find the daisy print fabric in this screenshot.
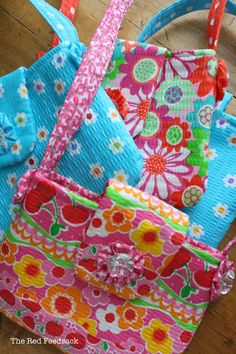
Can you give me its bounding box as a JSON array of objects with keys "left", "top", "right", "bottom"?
[
  {"left": 184, "top": 92, "right": 236, "bottom": 248},
  {"left": 103, "top": 41, "right": 227, "bottom": 208}
]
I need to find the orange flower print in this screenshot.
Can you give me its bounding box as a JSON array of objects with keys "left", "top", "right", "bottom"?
[
  {"left": 190, "top": 56, "right": 217, "bottom": 98},
  {"left": 0, "top": 237, "right": 18, "bottom": 264},
  {"left": 14, "top": 255, "right": 45, "bottom": 287},
  {"left": 103, "top": 206, "right": 135, "bottom": 233},
  {"left": 41, "top": 285, "right": 90, "bottom": 323},
  {"left": 117, "top": 303, "right": 146, "bottom": 330},
  {"left": 15, "top": 287, "right": 38, "bottom": 302},
  {"left": 131, "top": 220, "right": 163, "bottom": 256},
  {"left": 142, "top": 319, "right": 173, "bottom": 354}
]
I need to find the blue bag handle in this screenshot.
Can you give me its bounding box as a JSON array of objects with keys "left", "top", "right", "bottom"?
[
  {"left": 137, "top": 0, "right": 236, "bottom": 43},
  {"left": 29, "top": 0, "right": 79, "bottom": 44}
]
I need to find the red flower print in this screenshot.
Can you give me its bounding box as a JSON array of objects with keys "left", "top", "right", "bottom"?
[
  {"left": 160, "top": 117, "right": 191, "bottom": 152},
  {"left": 171, "top": 175, "right": 204, "bottom": 208},
  {"left": 105, "top": 88, "right": 129, "bottom": 119},
  {"left": 161, "top": 248, "right": 192, "bottom": 277},
  {"left": 190, "top": 56, "right": 217, "bottom": 98}
]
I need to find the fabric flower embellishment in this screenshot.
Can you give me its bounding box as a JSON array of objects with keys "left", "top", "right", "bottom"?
[
  {"left": 33, "top": 79, "right": 46, "bottom": 95},
  {"left": 223, "top": 175, "right": 236, "bottom": 188},
  {"left": 108, "top": 137, "right": 125, "bottom": 154},
  {"left": 105, "top": 88, "right": 129, "bottom": 120},
  {"left": 95, "top": 242, "right": 144, "bottom": 287},
  {"left": 213, "top": 203, "right": 229, "bottom": 218},
  {"left": 154, "top": 76, "right": 195, "bottom": 114},
  {"left": 142, "top": 319, "right": 173, "bottom": 354},
  {"left": 51, "top": 52, "right": 66, "bottom": 69},
  {"left": 172, "top": 175, "right": 205, "bottom": 208},
  {"left": 13, "top": 255, "right": 45, "bottom": 287},
  {"left": 0, "top": 112, "right": 16, "bottom": 153}
]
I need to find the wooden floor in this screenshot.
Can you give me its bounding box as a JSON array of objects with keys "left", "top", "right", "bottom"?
[{"left": 0, "top": 0, "right": 236, "bottom": 353}]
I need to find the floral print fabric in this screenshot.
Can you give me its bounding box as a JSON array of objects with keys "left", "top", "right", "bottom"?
[
  {"left": 0, "top": 177, "right": 232, "bottom": 353},
  {"left": 103, "top": 41, "right": 228, "bottom": 208}
]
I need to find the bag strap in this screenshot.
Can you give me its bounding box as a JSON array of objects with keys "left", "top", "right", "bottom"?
[
  {"left": 29, "top": 0, "right": 79, "bottom": 44},
  {"left": 137, "top": 0, "right": 235, "bottom": 50},
  {"left": 39, "top": 0, "right": 133, "bottom": 174},
  {"left": 51, "top": 0, "right": 79, "bottom": 47}
]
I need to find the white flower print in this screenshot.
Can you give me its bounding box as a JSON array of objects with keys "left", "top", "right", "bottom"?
[
  {"left": 7, "top": 173, "right": 17, "bottom": 188},
  {"left": 223, "top": 175, "right": 236, "bottom": 188},
  {"left": 113, "top": 170, "right": 129, "bottom": 183},
  {"left": 0, "top": 84, "right": 4, "bottom": 98},
  {"left": 107, "top": 107, "right": 120, "bottom": 122},
  {"left": 189, "top": 223, "right": 205, "bottom": 239},
  {"left": 25, "top": 155, "right": 38, "bottom": 169},
  {"left": 33, "top": 79, "right": 45, "bottom": 95},
  {"left": 108, "top": 137, "right": 125, "bottom": 154},
  {"left": 17, "top": 84, "right": 28, "bottom": 99},
  {"left": 137, "top": 140, "right": 192, "bottom": 200},
  {"left": 37, "top": 127, "right": 49, "bottom": 142},
  {"left": 67, "top": 139, "right": 81, "bottom": 156},
  {"left": 54, "top": 79, "right": 66, "bottom": 95},
  {"left": 213, "top": 203, "right": 229, "bottom": 218},
  {"left": 11, "top": 140, "right": 22, "bottom": 155},
  {"left": 216, "top": 118, "right": 229, "bottom": 129},
  {"left": 84, "top": 108, "right": 97, "bottom": 125},
  {"left": 14, "top": 112, "right": 28, "bottom": 127},
  {"left": 51, "top": 52, "right": 66, "bottom": 69},
  {"left": 227, "top": 134, "right": 236, "bottom": 147},
  {"left": 208, "top": 148, "right": 218, "bottom": 160},
  {"left": 89, "top": 163, "right": 105, "bottom": 180},
  {"left": 96, "top": 304, "right": 120, "bottom": 334}
]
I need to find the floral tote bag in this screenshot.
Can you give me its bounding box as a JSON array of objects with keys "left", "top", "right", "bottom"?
[
  {"left": 0, "top": 1, "right": 235, "bottom": 353},
  {"left": 102, "top": 0, "right": 230, "bottom": 208},
  {"left": 0, "top": 0, "right": 142, "bottom": 238}
]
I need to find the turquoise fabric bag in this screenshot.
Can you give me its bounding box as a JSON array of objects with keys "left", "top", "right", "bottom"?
[
  {"left": 138, "top": 0, "right": 236, "bottom": 248},
  {"left": 0, "top": 0, "right": 142, "bottom": 236}
]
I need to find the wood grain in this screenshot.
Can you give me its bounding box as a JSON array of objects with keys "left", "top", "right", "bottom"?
[{"left": 0, "top": 0, "right": 235, "bottom": 353}]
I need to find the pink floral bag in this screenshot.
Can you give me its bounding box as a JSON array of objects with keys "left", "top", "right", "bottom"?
[{"left": 0, "top": 0, "right": 235, "bottom": 353}]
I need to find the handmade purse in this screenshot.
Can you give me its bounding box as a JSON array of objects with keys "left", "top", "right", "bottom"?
[
  {"left": 102, "top": 0, "right": 230, "bottom": 208},
  {"left": 0, "top": 1, "right": 235, "bottom": 353},
  {"left": 37, "top": 0, "right": 79, "bottom": 58},
  {"left": 0, "top": 0, "right": 142, "bottom": 237}
]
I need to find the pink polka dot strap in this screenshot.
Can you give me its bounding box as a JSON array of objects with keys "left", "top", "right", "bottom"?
[
  {"left": 207, "top": 0, "right": 228, "bottom": 51},
  {"left": 39, "top": 0, "right": 133, "bottom": 174}
]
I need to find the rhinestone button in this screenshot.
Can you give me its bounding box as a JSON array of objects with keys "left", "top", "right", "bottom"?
[
  {"left": 108, "top": 253, "right": 134, "bottom": 279},
  {"left": 220, "top": 269, "right": 235, "bottom": 295}
]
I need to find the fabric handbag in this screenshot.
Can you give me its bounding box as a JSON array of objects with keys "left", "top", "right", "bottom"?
[
  {"left": 137, "top": 0, "right": 236, "bottom": 247},
  {"left": 37, "top": 0, "right": 79, "bottom": 58},
  {"left": 186, "top": 91, "right": 236, "bottom": 247},
  {"left": 102, "top": 0, "right": 230, "bottom": 208},
  {"left": 0, "top": 1, "right": 235, "bottom": 353},
  {"left": 0, "top": 0, "right": 142, "bottom": 238}
]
